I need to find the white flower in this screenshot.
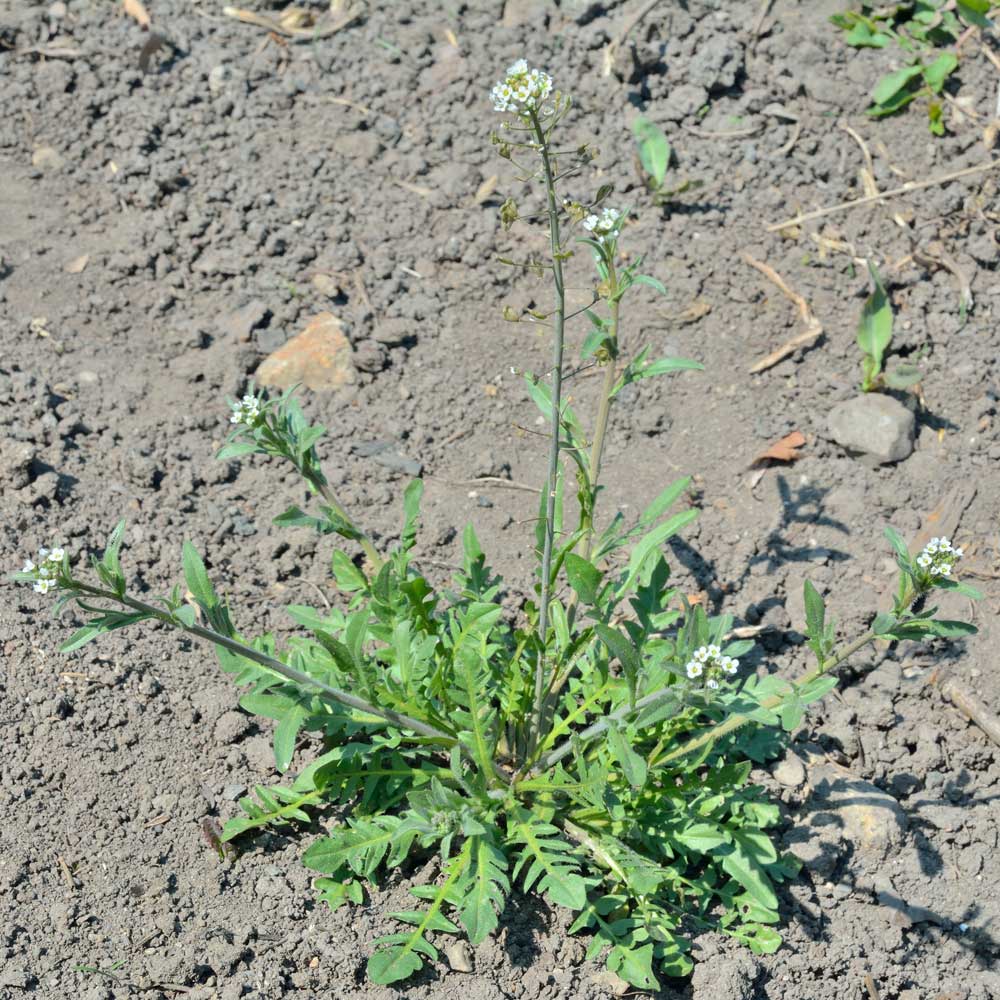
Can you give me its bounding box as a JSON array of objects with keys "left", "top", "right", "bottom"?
[
  {"left": 38, "top": 565, "right": 53, "bottom": 579},
  {"left": 22, "top": 559, "right": 35, "bottom": 574},
  {"left": 34, "top": 578, "right": 53, "bottom": 595},
  {"left": 693, "top": 646, "right": 709, "bottom": 662},
  {"left": 939, "top": 564, "right": 952, "bottom": 576},
  {"left": 47, "top": 547, "right": 64, "bottom": 563},
  {"left": 686, "top": 661, "right": 703, "bottom": 679},
  {"left": 916, "top": 554, "right": 932, "bottom": 568},
  {"left": 706, "top": 678, "right": 719, "bottom": 689},
  {"left": 38, "top": 547, "right": 50, "bottom": 560},
  {"left": 707, "top": 644, "right": 721, "bottom": 658},
  {"left": 583, "top": 207, "right": 624, "bottom": 246},
  {"left": 230, "top": 393, "right": 262, "bottom": 427},
  {"left": 491, "top": 60, "right": 552, "bottom": 116}
]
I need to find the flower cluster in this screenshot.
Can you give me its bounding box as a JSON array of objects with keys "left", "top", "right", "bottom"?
[
  {"left": 915, "top": 536, "right": 963, "bottom": 578},
  {"left": 685, "top": 644, "right": 739, "bottom": 690},
  {"left": 491, "top": 59, "right": 552, "bottom": 116},
  {"left": 230, "top": 393, "right": 262, "bottom": 427},
  {"left": 582, "top": 207, "right": 623, "bottom": 246},
  {"left": 21, "top": 546, "right": 65, "bottom": 595}
]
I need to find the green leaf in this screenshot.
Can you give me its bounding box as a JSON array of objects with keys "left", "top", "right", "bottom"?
[
  {"left": 594, "top": 624, "right": 642, "bottom": 708},
  {"left": 632, "top": 115, "right": 671, "bottom": 187},
  {"left": 856, "top": 263, "right": 893, "bottom": 377},
  {"left": 61, "top": 625, "right": 105, "bottom": 652},
  {"left": 925, "top": 619, "right": 978, "bottom": 638},
  {"left": 314, "top": 876, "right": 364, "bottom": 912},
  {"left": 367, "top": 946, "right": 423, "bottom": 985},
  {"left": 674, "top": 822, "right": 727, "bottom": 852},
  {"left": 883, "top": 526, "right": 910, "bottom": 562},
  {"left": 619, "top": 509, "right": 698, "bottom": 597},
  {"left": 935, "top": 578, "right": 983, "bottom": 600},
  {"left": 273, "top": 700, "right": 309, "bottom": 773},
  {"left": 102, "top": 519, "right": 127, "bottom": 594},
  {"left": 844, "top": 21, "right": 891, "bottom": 47},
  {"left": 639, "top": 476, "right": 690, "bottom": 527},
  {"left": 957, "top": 0, "right": 992, "bottom": 28},
  {"left": 720, "top": 845, "right": 778, "bottom": 910},
  {"left": 459, "top": 836, "right": 510, "bottom": 945},
  {"left": 871, "top": 64, "right": 924, "bottom": 107},
  {"left": 802, "top": 580, "right": 825, "bottom": 638},
  {"left": 796, "top": 674, "right": 839, "bottom": 703},
  {"left": 872, "top": 611, "right": 897, "bottom": 635},
  {"left": 401, "top": 479, "right": 423, "bottom": 551},
  {"left": 331, "top": 550, "right": 367, "bottom": 592},
  {"left": 511, "top": 815, "right": 587, "bottom": 911},
  {"left": 609, "top": 942, "right": 658, "bottom": 991},
  {"left": 884, "top": 362, "right": 924, "bottom": 389},
  {"left": 607, "top": 725, "right": 647, "bottom": 788},
  {"left": 182, "top": 541, "right": 217, "bottom": 611},
  {"left": 216, "top": 440, "right": 260, "bottom": 460},
  {"left": 564, "top": 552, "right": 602, "bottom": 605},
  {"left": 612, "top": 356, "right": 703, "bottom": 396},
  {"left": 632, "top": 274, "right": 667, "bottom": 295}
]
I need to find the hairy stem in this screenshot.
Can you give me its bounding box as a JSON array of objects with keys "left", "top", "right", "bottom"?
[
  {"left": 313, "top": 477, "right": 383, "bottom": 572},
  {"left": 579, "top": 265, "right": 620, "bottom": 563},
  {"left": 529, "top": 110, "right": 567, "bottom": 758}
]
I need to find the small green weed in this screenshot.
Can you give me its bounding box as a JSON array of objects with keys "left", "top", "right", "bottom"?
[
  {"left": 631, "top": 115, "right": 703, "bottom": 205},
  {"left": 856, "top": 262, "right": 923, "bottom": 392},
  {"left": 831, "top": 1, "right": 996, "bottom": 133}
]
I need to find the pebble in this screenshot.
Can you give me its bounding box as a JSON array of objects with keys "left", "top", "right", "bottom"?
[
  {"left": 772, "top": 752, "right": 806, "bottom": 787},
  {"left": 444, "top": 941, "right": 474, "bottom": 973},
  {"left": 827, "top": 393, "right": 915, "bottom": 463}
]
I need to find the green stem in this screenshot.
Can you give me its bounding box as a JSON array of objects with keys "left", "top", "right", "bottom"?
[
  {"left": 529, "top": 109, "right": 567, "bottom": 758},
  {"left": 579, "top": 264, "right": 620, "bottom": 564},
  {"left": 71, "top": 581, "right": 454, "bottom": 745}
]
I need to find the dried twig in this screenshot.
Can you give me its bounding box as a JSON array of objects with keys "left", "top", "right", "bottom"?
[
  {"left": 223, "top": 5, "right": 362, "bottom": 41},
  {"left": 767, "top": 159, "right": 1000, "bottom": 231},
  {"left": 743, "top": 254, "right": 823, "bottom": 373},
  {"left": 56, "top": 855, "right": 77, "bottom": 892},
  {"left": 680, "top": 122, "right": 764, "bottom": 139},
  {"left": 840, "top": 122, "right": 908, "bottom": 227},
  {"left": 936, "top": 675, "right": 1000, "bottom": 748}
]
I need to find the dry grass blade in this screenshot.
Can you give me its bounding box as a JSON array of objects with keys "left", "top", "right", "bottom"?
[
  {"left": 935, "top": 675, "right": 1000, "bottom": 749},
  {"left": 768, "top": 159, "right": 1000, "bottom": 232},
  {"left": 743, "top": 253, "right": 823, "bottom": 373},
  {"left": 910, "top": 241, "right": 974, "bottom": 313},
  {"left": 840, "top": 122, "right": 907, "bottom": 227}
]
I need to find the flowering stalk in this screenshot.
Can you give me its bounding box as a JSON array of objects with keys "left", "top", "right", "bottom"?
[
  {"left": 228, "top": 390, "right": 383, "bottom": 572},
  {"left": 529, "top": 106, "right": 567, "bottom": 757}
]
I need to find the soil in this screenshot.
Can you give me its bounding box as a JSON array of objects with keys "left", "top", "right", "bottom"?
[{"left": 2, "top": 1, "right": 1000, "bottom": 998}]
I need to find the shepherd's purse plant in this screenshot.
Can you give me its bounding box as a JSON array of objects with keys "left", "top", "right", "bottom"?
[{"left": 15, "top": 60, "right": 980, "bottom": 991}]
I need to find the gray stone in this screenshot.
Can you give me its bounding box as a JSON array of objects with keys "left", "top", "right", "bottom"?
[
  {"left": 773, "top": 752, "right": 806, "bottom": 787},
  {"left": 827, "top": 393, "right": 915, "bottom": 463},
  {"left": 220, "top": 299, "right": 269, "bottom": 341},
  {"left": 372, "top": 316, "right": 413, "bottom": 347},
  {"left": 445, "top": 940, "right": 474, "bottom": 973},
  {"left": 351, "top": 339, "right": 387, "bottom": 374}
]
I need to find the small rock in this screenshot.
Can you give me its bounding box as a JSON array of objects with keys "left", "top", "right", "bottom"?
[
  {"left": 806, "top": 758, "right": 908, "bottom": 861},
  {"left": 220, "top": 299, "right": 269, "bottom": 342},
  {"left": 222, "top": 783, "right": 247, "bottom": 801},
  {"left": 257, "top": 312, "right": 356, "bottom": 391},
  {"left": 587, "top": 970, "right": 630, "bottom": 996},
  {"left": 352, "top": 339, "right": 387, "bottom": 374},
  {"left": 827, "top": 394, "right": 915, "bottom": 463},
  {"left": 32, "top": 145, "right": 65, "bottom": 170},
  {"left": 445, "top": 941, "right": 474, "bottom": 973},
  {"left": 658, "top": 83, "right": 708, "bottom": 121},
  {"left": 773, "top": 752, "right": 806, "bottom": 787},
  {"left": 208, "top": 65, "right": 230, "bottom": 94},
  {"left": 311, "top": 273, "right": 341, "bottom": 298},
  {"left": 0, "top": 440, "right": 35, "bottom": 492},
  {"left": 372, "top": 316, "right": 413, "bottom": 347}
]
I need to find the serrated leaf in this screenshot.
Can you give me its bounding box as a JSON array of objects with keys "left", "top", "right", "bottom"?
[
  {"left": 331, "top": 550, "right": 367, "bottom": 592},
  {"left": 459, "top": 836, "right": 510, "bottom": 945}
]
